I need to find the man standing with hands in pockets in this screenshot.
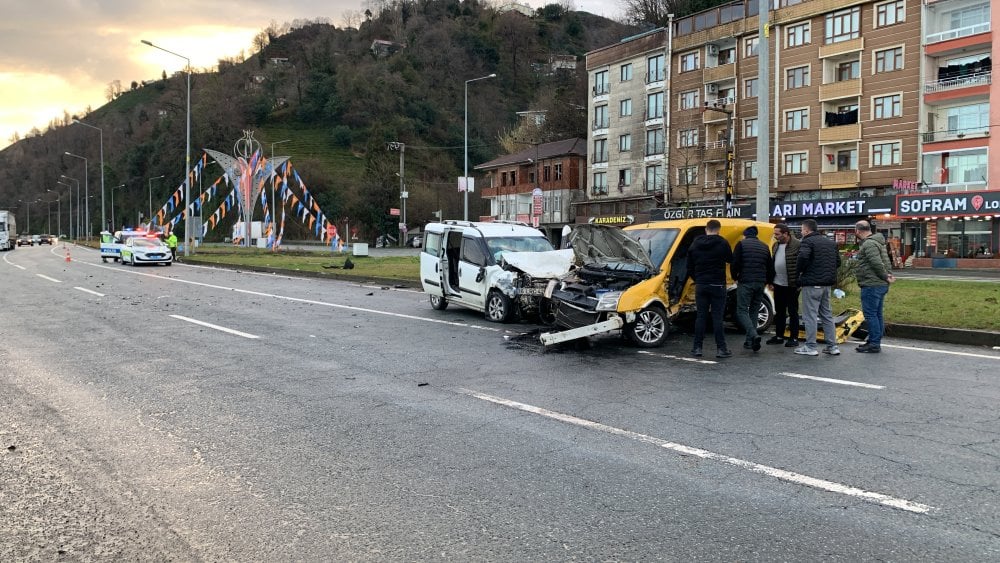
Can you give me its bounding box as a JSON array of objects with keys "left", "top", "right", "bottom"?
[
  {"left": 794, "top": 219, "right": 841, "bottom": 356},
  {"left": 854, "top": 220, "right": 895, "bottom": 352}
]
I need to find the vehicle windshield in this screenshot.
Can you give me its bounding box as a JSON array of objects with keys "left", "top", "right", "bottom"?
[
  {"left": 626, "top": 228, "right": 680, "bottom": 267},
  {"left": 485, "top": 236, "right": 554, "bottom": 262},
  {"left": 132, "top": 238, "right": 161, "bottom": 248}
]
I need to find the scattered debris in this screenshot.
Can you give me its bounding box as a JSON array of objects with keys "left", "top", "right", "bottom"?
[
  {"left": 366, "top": 292, "right": 374, "bottom": 296},
  {"left": 7, "top": 445, "right": 16, "bottom": 451},
  {"left": 417, "top": 382, "right": 429, "bottom": 387}
]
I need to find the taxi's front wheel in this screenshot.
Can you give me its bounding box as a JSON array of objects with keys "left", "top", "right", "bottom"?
[{"left": 625, "top": 305, "right": 669, "bottom": 348}]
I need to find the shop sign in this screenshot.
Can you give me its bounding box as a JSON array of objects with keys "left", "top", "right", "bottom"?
[
  {"left": 649, "top": 205, "right": 751, "bottom": 221},
  {"left": 771, "top": 198, "right": 875, "bottom": 218},
  {"left": 896, "top": 191, "right": 1000, "bottom": 218},
  {"left": 589, "top": 215, "right": 635, "bottom": 226}
]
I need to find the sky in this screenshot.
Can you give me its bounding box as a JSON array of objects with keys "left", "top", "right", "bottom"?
[{"left": 0, "top": 0, "right": 623, "bottom": 151}]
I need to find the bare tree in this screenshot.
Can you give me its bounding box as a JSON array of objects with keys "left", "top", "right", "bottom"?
[
  {"left": 342, "top": 10, "right": 363, "bottom": 29},
  {"left": 252, "top": 30, "right": 270, "bottom": 53},
  {"left": 104, "top": 79, "right": 122, "bottom": 102},
  {"left": 620, "top": 0, "right": 709, "bottom": 26}
]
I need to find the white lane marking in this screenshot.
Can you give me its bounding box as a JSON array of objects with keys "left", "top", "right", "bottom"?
[
  {"left": 880, "top": 343, "right": 1000, "bottom": 361},
  {"left": 169, "top": 314, "right": 259, "bottom": 339},
  {"left": 994, "top": 346, "right": 1000, "bottom": 351},
  {"left": 74, "top": 287, "right": 105, "bottom": 297},
  {"left": 638, "top": 350, "right": 718, "bottom": 365},
  {"left": 779, "top": 372, "right": 885, "bottom": 390},
  {"left": 36, "top": 274, "right": 62, "bottom": 283},
  {"left": 2, "top": 254, "right": 27, "bottom": 269},
  {"left": 462, "top": 390, "right": 933, "bottom": 514},
  {"left": 81, "top": 261, "right": 501, "bottom": 332}
]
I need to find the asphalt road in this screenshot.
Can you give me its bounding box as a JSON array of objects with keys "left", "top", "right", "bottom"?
[{"left": 2, "top": 243, "right": 999, "bottom": 561}]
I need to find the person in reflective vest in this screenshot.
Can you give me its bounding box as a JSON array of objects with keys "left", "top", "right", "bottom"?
[{"left": 166, "top": 232, "right": 178, "bottom": 261}]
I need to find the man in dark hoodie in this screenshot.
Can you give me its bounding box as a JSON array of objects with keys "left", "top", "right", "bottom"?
[
  {"left": 732, "top": 225, "right": 774, "bottom": 352},
  {"left": 795, "top": 219, "right": 841, "bottom": 356},
  {"left": 686, "top": 219, "right": 733, "bottom": 358}
]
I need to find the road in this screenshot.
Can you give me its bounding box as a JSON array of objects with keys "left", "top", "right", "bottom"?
[{"left": 2, "top": 243, "right": 999, "bottom": 560}]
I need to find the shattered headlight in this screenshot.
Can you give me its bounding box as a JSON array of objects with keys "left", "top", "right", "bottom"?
[{"left": 594, "top": 291, "right": 623, "bottom": 312}]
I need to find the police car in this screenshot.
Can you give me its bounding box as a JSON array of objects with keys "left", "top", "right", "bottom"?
[
  {"left": 101, "top": 229, "right": 163, "bottom": 263},
  {"left": 120, "top": 235, "right": 172, "bottom": 266}
]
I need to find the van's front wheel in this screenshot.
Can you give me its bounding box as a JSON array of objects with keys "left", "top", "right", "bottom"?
[
  {"left": 625, "top": 305, "right": 669, "bottom": 347},
  {"left": 485, "top": 290, "right": 513, "bottom": 323}
]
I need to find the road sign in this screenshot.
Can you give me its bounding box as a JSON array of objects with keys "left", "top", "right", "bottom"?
[{"left": 389, "top": 208, "right": 401, "bottom": 216}]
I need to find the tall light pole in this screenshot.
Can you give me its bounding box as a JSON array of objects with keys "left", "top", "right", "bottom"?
[
  {"left": 142, "top": 39, "right": 191, "bottom": 256},
  {"left": 148, "top": 175, "right": 165, "bottom": 225},
  {"left": 110, "top": 183, "right": 125, "bottom": 230},
  {"left": 270, "top": 140, "right": 290, "bottom": 246},
  {"left": 72, "top": 119, "right": 106, "bottom": 231},
  {"left": 65, "top": 152, "right": 89, "bottom": 238},
  {"left": 464, "top": 73, "right": 496, "bottom": 221},
  {"left": 388, "top": 142, "right": 406, "bottom": 246},
  {"left": 19, "top": 199, "right": 39, "bottom": 233},
  {"left": 47, "top": 189, "right": 65, "bottom": 237},
  {"left": 59, "top": 176, "right": 79, "bottom": 240}
]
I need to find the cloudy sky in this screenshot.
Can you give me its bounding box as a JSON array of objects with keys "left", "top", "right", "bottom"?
[{"left": 0, "top": 0, "right": 622, "bottom": 150}]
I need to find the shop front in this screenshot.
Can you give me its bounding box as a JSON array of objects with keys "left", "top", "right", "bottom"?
[{"left": 894, "top": 191, "right": 1000, "bottom": 268}]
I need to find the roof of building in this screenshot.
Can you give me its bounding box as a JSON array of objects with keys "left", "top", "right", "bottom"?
[{"left": 475, "top": 137, "right": 587, "bottom": 170}]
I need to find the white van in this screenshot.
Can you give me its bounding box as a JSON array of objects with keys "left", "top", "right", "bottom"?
[{"left": 420, "top": 221, "right": 572, "bottom": 322}]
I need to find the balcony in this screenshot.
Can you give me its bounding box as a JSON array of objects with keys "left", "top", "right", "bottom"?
[
  {"left": 703, "top": 62, "right": 735, "bottom": 83},
  {"left": 819, "top": 37, "right": 864, "bottom": 59},
  {"left": 926, "top": 22, "right": 990, "bottom": 45},
  {"left": 704, "top": 179, "right": 727, "bottom": 189},
  {"left": 819, "top": 170, "right": 860, "bottom": 188},
  {"left": 922, "top": 127, "right": 990, "bottom": 143},
  {"left": 700, "top": 140, "right": 729, "bottom": 161},
  {"left": 924, "top": 71, "right": 991, "bottom": 94},
  {"left": 819, "top": 123, "right": 860, "bottom": 144},
  {"left": 819, "top": 78, "right": 861, "bottom": 101},
  {"left": 704, "top": 96, "right": 735, "bottom": 109}
]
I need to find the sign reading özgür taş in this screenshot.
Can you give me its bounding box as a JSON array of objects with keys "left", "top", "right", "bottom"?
[{"left": 896, "top": 191, "right": 1000, "bottom": 218}]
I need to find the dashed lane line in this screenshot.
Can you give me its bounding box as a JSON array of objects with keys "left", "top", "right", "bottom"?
[
  {"left": 36, "top": 274, "right": 62, "bottom": 283},
  {"left": 169, "top": 314, "right": 259, "bottom": 339},
  {"left": 460, "top": 389, "right": 933, "bottom": 514},
  {"left": 779, "top": 372, "right": 885, "bottom": 390},
  {"left": 74, "top": 287, "right": 105, "bottom": 297},
  {"left": 881, "top": 343, "right": 1000, "bottom": 361},
  {"left": 638, "top": 350, "right": 718, "bottom": 365}
]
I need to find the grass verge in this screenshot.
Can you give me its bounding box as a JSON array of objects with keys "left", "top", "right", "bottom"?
[{"left": 183, "top": 248, "right": 420, "bottom": 282}]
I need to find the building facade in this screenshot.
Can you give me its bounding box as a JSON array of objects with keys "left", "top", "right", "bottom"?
[{"left": 476, "top": 138, "right": 587, "bottom": 243}]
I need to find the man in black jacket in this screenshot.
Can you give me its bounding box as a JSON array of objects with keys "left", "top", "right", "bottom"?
[
  {"left": 732, "top": 225, "right": 774, "bottom": 352},
  {"left": 794, "top": 219, "right": 841, "bottom": 356},
  {"left": 686, "top": 219, "right": 733, "bottom": 358}
]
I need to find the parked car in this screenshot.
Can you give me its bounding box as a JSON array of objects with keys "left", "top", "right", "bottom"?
[
  {"left": 420, "top": 220, "right": 571, "bottom": 322},
  {"left": 17, "top": 234, "right": 32, "bottom": 246},
  {"left": 541, "top": 219, "right": 777, "bottom": 348},
  {"left": 120, "top": 236, "right": 172, "bottom": 266},
  {"left": 407, "top": 234, "right": 423, "bottom": 248},
  {"left": 37, "top": 234, "right": 53, "bottom": 245}
]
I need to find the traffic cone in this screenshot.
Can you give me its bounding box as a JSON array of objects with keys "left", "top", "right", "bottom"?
[{"left": 65, "top": 245, "right": 71, "bottom": 263}]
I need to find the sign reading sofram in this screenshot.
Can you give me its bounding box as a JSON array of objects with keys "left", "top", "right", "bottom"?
[{"left": 896, "top": 191, "right": 1000, "bottom": 218}]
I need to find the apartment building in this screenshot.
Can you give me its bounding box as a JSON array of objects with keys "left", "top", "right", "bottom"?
[{"left": 476, "top": 137, "right": 587, "bottom": 243}]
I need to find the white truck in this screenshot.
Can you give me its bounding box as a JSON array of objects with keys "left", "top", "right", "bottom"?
[{"left": 0, "top": 210, "right": 16, "bottom": 251}]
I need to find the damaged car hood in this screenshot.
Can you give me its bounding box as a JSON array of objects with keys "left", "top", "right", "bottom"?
[
  {"left": 501, "top": 249, "right": 575, "bottom": 278},
  {"left": 568, "top": 224, "right": 656, "bottom": 273}
]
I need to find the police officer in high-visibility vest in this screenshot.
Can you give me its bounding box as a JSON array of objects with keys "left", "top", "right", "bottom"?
[{"left": 166, "top": 231, "right": 178, "bottom": 261}]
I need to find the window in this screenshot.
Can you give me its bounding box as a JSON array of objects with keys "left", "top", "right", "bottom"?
[
  {"left": 947, "top": 4, "right": 990, "bottom": 31},
  {"left": 461, "top": 238, "right": 487, "bottom": 266},
  {"left": 510, "top": 171, "right": 516, "bottom": 185},
  {"left": 786, "top": 23, "right": 810, "bottom": 47},
  {"left": 619, "top": 134, "right": 632, "bottom": 152},
  {"left": 876, "top": 0, "right": 905, "bottom": 28},
  {"left": 744, "top": 118, "right": 758, "bottom": 138},
  {"left": 837, "top": 60, "right": 860, "bottom": 81},
  {"left": 678, "top": 166, "right": 698, "bottom": 185},
  {"left": 618, "top": 169, "right": 631, "bottom": 189},
  {"left": 837, "top": 149, "right": 858, "bottom": 171},
  {"left": 786, "top": 65, "right": 810, "bottom": 89},
  {"left": 744, "top": 78, "right": 758, "bottom": 98},
  {"left": 784, "top": 152, "right": 808, "bottom": 174},
  {"left": 620, "top": 63, "right": 633, "bottom": 82},
  {"left": 593, "top": 139, "right": 608, "bottom": 163},
  {"left": 946, "top": 103, "right": 990, "bottom": 134},
  {"left": 718, "top": 47, "right": 736, "bottom": 66},
  {"left": 543, "top": 165, "right": 551, "bottom": 181},
  {"left": 593, "top": 69, "right": 609, "bottom": 95},
  {"left": 647, "top": 55, "right": 664, "bottom": 82},
  {"left": 745, "top": 36, "right": 759, "bottom": 57},
  {"left": 871, "top": 142, "right": 901, "bottom": 166},
  {"left": 680, "top": 51, "right": 699, "bottom": 72},
  {"left": 593, "top": 105, "right": 609, "bottom": 129},
  {"left": 645, "top": 164, "right": 664, "bottom": 192},
  {"left": 679, "top": 89, "right": 699, "bottom": 110},
  {"left": 646, "top": 129, "right": 665, "bottom": 156},
  {"left": 785, "top": 108, "right": 809, "bottom": 131},
  {"left": 646, "top": 92, "right": 664, "bottom": 119},
  {"left": 825, "top": 7, "right": 860, "bottom": 44},
  {"left": 873, "top": 94, "right": 902, "bottom": 119},
  {"left": 620, "top": 99, "right": 632, "bottom": 117},
  {"left": 501, "top": 172, "right": 507, "bottom": 186},
  {"left": 678, "top": 128, "right": 699, "bottom": 148},
  {"left": 554, "top": 163, "right": 563, "bottom": 180},
  {"left": 743, "top": 160, "right": 758, "bottom": 180},
  {"left": 875, "top": 47, "right": 903, "bottom": 73},
  {"left": 592, "top": 172, "right": 608, "bottom": 195}
]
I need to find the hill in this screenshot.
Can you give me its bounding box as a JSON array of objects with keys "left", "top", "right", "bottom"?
[{"left": 0, "top": 1, "right": 635, "bottom": 241}]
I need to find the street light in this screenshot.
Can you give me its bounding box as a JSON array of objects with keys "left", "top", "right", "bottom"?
[
  {"left": 72, "top": 119, "right": 106, "bottom": 232},
  {"left": 46, "top": 189, "right": 65, "bottom": 237},
  {"left": 110, "top": 183, "right": 126, "bottom": 230},
  {"left": 148, "top": 175, "right": 165, "bottom": 225},
  {"left": 388, "top": 142, "right": 406, "bottom": 246},
  {"left": 58, "top": 175, "right": 79, "bottom": 240},
  {"left": 270, "top": 140, "right": 290, "bottom": 247},
  {"left": 43, "top": 192, "right": 60, "bottom": 234},
  {"left": 464, "top": 72, "right": 496, "bottom": 221},
  {"left": 18, "top": 199, "right": 40, "bottom": 233},
  {"left": 64, "top": 152, "right": 89, "bottom": 238},
  {"left": 143, "top": 39, "right": 191, "bottom": 256}
]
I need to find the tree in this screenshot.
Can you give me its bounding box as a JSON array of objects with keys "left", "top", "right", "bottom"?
[
  {"left": 104, "top": 80, "right": 123, "bottom": 102},
  {"left": 342, "top": 10, "right": 363, "bottom": 29},
  {"left": 620, "top": 0, "right": 728, "bottom": 26},
  {"left": 252, "top": 30, "right": 270, "bottom": 53}
]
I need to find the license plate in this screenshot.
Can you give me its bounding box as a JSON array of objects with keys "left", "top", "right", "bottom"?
[{"left": 519, "top": 287, "right": 545, "bottom": 296}]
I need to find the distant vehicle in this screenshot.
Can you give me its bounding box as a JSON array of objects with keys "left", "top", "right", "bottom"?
[
  {"left": 0, "top": 210, "right": 16, "bottom": 251},
  {"left": 407, "top": 234, "right": 423, "bottom": 248},
  {"left": 120, "top": 236, "right": 172, "bottom": 266},
  {"left": 37, "top": 234, "right": 53, "bottom": 245},
  {"left": 48, "top": 234, "right": 59, "bottom": 244},
  {"left": 17, "top": 234, "right": 32, "bottom": 246},
  {"left": 31, "top": 235, "right": 41, "bottom": 245}
]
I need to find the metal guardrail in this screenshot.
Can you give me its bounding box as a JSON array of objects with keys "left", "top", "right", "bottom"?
[
  {"left": 926, "top": 22, "right": 990, "bottom": 44},
  {"left": 924, "top": 71, "right": 991, "bottom": 93}
]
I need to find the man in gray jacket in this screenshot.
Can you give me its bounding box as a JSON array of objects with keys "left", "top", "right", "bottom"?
[
  {"left": 854, "top": 220, "right": 895, "bottom": 352},
  {"left": 795, "top": 219, "right": 841, "bottom": 356}
]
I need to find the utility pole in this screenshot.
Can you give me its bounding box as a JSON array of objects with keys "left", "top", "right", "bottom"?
[
  {"left": 388, "top": 142, "right": 406, "bottom": 246},
  {"left": 756, "top": 0, "right": 771, "bottom": 222}
]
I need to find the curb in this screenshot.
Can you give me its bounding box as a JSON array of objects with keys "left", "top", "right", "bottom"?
[{"left": 885, "top": 324, "right": 1000, "bottom": 348}]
